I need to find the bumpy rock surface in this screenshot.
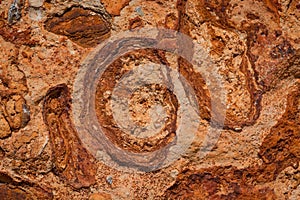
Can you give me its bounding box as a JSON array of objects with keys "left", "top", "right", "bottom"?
[{"left": 0, "top": 0, "right": 299, "bottom": 199}]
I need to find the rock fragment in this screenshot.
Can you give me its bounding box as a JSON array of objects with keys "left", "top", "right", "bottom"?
[
  {"left": 45, "top": 7, "right": 111, "bottom": 48},
  {"left": 43, "top": 84, "right": 97, "bottom": 189}
]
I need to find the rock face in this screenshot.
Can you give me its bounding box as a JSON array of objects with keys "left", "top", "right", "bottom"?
[
  {"left": 0, "top": 0, "right": 299, "bottom": 199},
  {"left": 165, "top": 84, "right": 300, "bottom": 199}
]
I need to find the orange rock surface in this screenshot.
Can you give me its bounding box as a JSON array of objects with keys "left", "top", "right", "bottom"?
[{"left": 0, "top": 0, "right": 299, "bottom": 199}]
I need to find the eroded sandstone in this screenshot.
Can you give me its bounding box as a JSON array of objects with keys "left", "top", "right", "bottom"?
[
  {"left": 45, "top": 6, "right": 111, "bottom": 48},
  {"left": 0, "top": 0, "right": 299, "bottom": 199},
  {"left": 43, "top": 84, "right": 97, "bottom": 189}
]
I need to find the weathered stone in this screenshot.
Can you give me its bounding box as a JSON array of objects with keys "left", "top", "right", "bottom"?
[
  {"left": 29, "top": 0, "right": 44, "bottom": 8},
  {"left": 0, "top": 113, "right": 11, "bottom": 138},
  {"left": 43, "top": 84, "right": 97, "bottom": 189},
  {"left": 0, "top": 19, "right": 36, "bottom": 47},
  {"left": 44, "top": 6, "right": 111, "bottom": 47},
  {"left": 0, "top": 172, "right": 53, "bottom": 199},
  {"left": 89, "top": 193, "right": 112, "bottom": 200},
  {"left": 101, "top": 0, "right": 130, "bottom": 16},
  {"left": 0, "top": 59, "right": 30, "bottom": 139},
  {"left": 165, "top": 83, "right": 300, "bottom": 199},
  {"left": 0, "top": 0, "right": 299, "bottom": 199}
]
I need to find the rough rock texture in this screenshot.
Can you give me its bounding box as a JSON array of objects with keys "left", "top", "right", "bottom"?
[
  {"left": 165, "top": 83, "right": 300, "bottom": 199},
  {"left": 101, "top": 0, "right": 130, "bottom": 16},
  {"left": 44, "top": 6, "right": 111, "bottom": 47},
  {"left": 0, "top": 0, "right": 299, "bottom": 199},
  {"left": 43, "top": 84, "right": 97, "bottom": 189},
  {"left": 94, "top": 49, "right": 178, "bottom": 153}
]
